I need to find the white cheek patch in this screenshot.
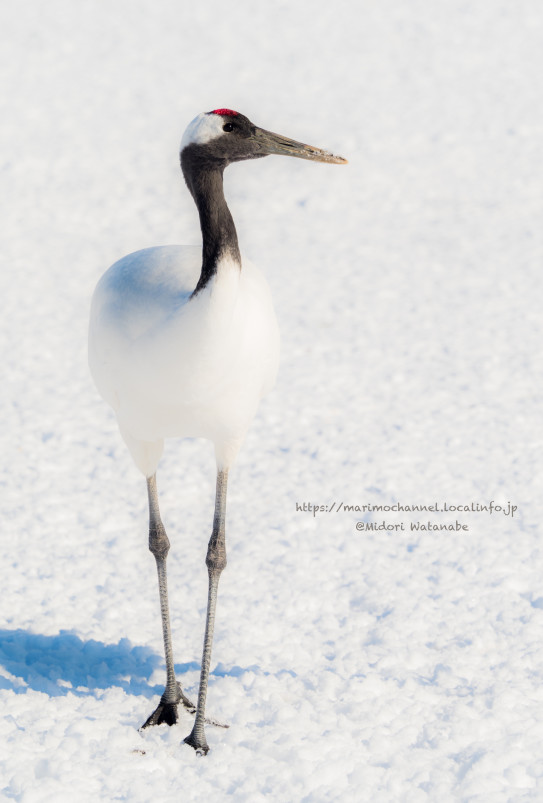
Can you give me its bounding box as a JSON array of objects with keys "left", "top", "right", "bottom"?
[{"left": 181, "top": 113, "right": 225, "bottom": 149}]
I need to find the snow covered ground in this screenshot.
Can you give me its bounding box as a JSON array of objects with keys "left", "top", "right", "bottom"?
[{"left": 1, "top": 0, "right": 543, "bottom": 799}]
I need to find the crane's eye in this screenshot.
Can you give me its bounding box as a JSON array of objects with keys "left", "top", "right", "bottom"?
[{"left": 223, "top": 122, "right": 235, "bottom": 133}]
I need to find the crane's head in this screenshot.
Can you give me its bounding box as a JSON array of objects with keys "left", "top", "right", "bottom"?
[{"left": 180, "top": 109, "right": 348, "bottom": 167}]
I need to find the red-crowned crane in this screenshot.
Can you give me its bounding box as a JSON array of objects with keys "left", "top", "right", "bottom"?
[{"left": 89, "top": 109, "right": 347, "bottom": 755}]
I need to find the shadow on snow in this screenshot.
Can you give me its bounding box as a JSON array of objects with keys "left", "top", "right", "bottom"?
[{"left": 0, "top": 629, "right": 290, "bottom": 699}]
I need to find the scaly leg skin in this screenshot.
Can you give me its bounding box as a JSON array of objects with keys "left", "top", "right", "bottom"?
[
  {"left": 184, "top": 468, "right": 228, "bottom": 755},
  {"left": 141, "top": 474, "right": 195, "bottom": 729}
]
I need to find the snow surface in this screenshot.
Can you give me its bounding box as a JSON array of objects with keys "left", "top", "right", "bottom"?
[{"left": 1, "top": 0, "right": 543, "bottom": 800}]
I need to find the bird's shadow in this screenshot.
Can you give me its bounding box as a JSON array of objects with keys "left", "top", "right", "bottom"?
[
  {"left": 0, "top": 629, "right": 163, "bottom": 698},
  {"left": 0, "top": 629, "right": 288, "bottom": 699}
]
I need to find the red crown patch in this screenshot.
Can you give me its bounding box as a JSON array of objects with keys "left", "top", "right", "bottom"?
[{"left": 210, "top": 108, "right": 239, "bottom": 117}]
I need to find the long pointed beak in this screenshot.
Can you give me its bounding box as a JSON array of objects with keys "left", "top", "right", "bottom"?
[{"left": 252, "top": 127, "right": 348, "bottom": 164}]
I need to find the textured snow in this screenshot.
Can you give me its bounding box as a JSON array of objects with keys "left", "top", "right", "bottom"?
[{"left": 2, "top": 0, "right": 543, "bottom": 800}]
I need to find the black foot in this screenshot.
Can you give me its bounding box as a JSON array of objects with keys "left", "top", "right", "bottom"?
[
  {"left": 184, "top": 729, "right": 209, "bottom": 756},
  {"left": 140, "top": 682, "right": 196, "bottom": 729},
  {"left": 142, "top": 700, "right": 179, "bottom": 728}
]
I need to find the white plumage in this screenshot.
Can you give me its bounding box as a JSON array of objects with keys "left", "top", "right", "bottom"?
[{"left": 89, "top": 244, "right": 279, "bottom": 474}]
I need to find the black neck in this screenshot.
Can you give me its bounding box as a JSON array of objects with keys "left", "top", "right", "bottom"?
[{"left": 181, "top": 146, "right": 241, "bottom": 295}]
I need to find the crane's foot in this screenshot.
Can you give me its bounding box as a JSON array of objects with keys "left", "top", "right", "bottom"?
[
  {"left": 140, "top": 682, "right": 195, "bottom": 729},
  {"left": 183, "top": 730, "right": 210, "bottom": 756},
  {"left": 140, "top": 682, "right": 229, "bottom": 731},
  {"left": 142, "top": 701, "right": 179, "bottom": 728}
]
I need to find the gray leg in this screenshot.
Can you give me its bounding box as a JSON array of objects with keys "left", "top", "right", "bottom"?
[
  {"left": 184, "top": 468, "right": 228, "bottom": 755},
  {"left": 141, "top": 473, "right": 195, "bottom": 728}
]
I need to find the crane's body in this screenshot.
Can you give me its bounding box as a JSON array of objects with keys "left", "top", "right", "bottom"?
[
  {"left": 89, "top": 109, "right": 346, "bottom": 755},
  {"left": 90, "top": 244, "right": 279, "bottom": 474}
]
